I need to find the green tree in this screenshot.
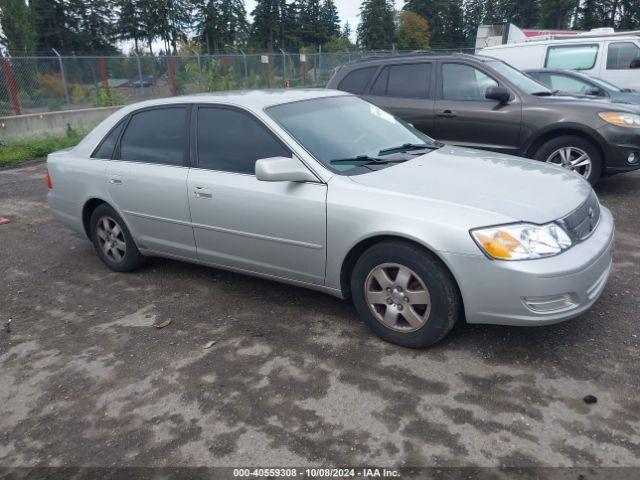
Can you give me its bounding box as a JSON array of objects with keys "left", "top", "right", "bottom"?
[
  {"left": 341, "top": 21, "right": 352, "bottom": 40},
  {"left": 396, "top": 11, "right": 430, "bottom": 50},
  {"left": 66, "top": 0, "right": 117, "bottom": 53},
  {"left": 0, "top": 0, "right": 36, "bottom": 55},
  {"left": 320, "top": 0, "right": 341, "bottom": 40},
  {"left": 539, "top": 0, "right": 579, "bottom": 29},
  {"left": 357, "top": 0, "right": 395, "bottom": 50},
  {"left": 116, "top": 0, "right": 144, "bottom": 53},
  {"left": 31, "top": 0, "right": 71, "bottom": 52}
]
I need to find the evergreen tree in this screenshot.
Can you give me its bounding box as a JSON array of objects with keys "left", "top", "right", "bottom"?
[
  {"left": 66, "top": 0, "right": 117, "bottom": 53},
  {"left": 320, "top": 0, "right": 341, "bottom": 41},
  {"left": 30, "top": 0, "right": 71, "bottom": 52},
  {"left": 341, "top": 21, "right": 352, "bottom": 40},
  {"left": 0, "top": 0, "right": 36, "bottom": 55},
  {"left": 539, "top": 0, "right": 579, "bottom": 29},
  {"left": 116, "top": 0, "right": 144, "bottom": 53},
  {"left": 251, "top": 0, "right": 288, "bottom": 50},
  {"left": 357, "top": 0, "right": 395, "bottom": 50}
]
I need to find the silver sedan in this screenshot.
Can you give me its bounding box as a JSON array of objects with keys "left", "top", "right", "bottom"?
[{"left": 47, "top": 89, "right": 614, "bottom": 347}]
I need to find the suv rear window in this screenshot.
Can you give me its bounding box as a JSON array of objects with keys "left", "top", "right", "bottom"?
[
  {"left": 337, "top": 67, "right": 377, "bottom": 94},
  {"left": 545, "top": 44, "right": 599, "bottom": 70}
]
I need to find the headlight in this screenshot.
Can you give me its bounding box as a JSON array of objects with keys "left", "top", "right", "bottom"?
[
  {"left": 598, "top": 112, "right": 640, "bottom": 128},
  {"left": 471, "top": 223, "right": 572, "bottom": 260}
]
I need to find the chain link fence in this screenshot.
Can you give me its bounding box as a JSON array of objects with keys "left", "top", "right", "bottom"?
[{"left": 0, "top": 50, "right": 438, "bottom": 117}]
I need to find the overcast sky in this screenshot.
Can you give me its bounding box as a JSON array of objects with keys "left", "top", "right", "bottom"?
[{"left": 245, "top": 0, "right": 405, "bottom": 42}]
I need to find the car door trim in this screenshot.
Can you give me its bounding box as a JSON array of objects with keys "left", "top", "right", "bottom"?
[{"left": 123, "top": 209, "right": 323, "bottom": 250}]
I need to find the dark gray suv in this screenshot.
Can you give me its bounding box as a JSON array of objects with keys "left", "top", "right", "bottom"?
[{"left": 327, "top": 53, "right": 640, "bottom": 184}]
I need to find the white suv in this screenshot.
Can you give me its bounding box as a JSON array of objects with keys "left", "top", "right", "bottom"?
[{"left": 479, "top": 34, "right": 640, "bottom": 91}]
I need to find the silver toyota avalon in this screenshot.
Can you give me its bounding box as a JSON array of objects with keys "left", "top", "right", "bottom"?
[{"left": 47, "top": 89, "right": 614, "bottom": 347}]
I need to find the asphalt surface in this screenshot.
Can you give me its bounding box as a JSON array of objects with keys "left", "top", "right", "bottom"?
[{"left": 0, "top": 161, "right": 639, "bottom": 470}]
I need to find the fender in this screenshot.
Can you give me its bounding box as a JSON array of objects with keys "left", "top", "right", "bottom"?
[{"left": 520, "top": 122, "right": 611, "bottom": 160}]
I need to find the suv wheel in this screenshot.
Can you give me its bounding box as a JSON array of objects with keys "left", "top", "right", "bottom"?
[
  {"left": 350, "top": 241, "right": 460, "bottom": 348},
  {"left": 90, "top": 204, "right": 145, "bottom": 272},
  {"left": 534, "top": 135, "right": 602, "bottom": 185}
]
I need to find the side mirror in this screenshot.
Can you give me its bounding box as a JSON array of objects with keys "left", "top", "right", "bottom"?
[
  {"left": 585, "top": 86, "right": 602, "bottom": 96},
  {"left": 255, "top": 156, "right": 318, "bottom": 183},
  {"left": 485, "top": 86, "right": 511, "bottom": 103}
]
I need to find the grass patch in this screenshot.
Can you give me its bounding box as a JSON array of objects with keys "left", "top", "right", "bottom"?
[{"left": 0, "top": 129, "right": 85, "bottom": 168}]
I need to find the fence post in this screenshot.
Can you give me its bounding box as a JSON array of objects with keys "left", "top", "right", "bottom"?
[
  {"left": 168, "top": 57, "right": 177, "bottom": 95},
  {"left": 300, "top": 54, "right": 307, "bottom": 87},
  {"left": 98, "top": 57, "right": 112, "bottom": 104},
  {"left": 261, "top": 55, "right": 270, "bottom": 88},
  {"left": 195, "top": 52, "right": 202, "bottom": 90},
  {"left": 1, "top": 57, "right": 21, "bottom": 115},
  {"left": 279, "top": 48, "right": 286, "bottom": 87},
  {"left": 52, "top": 48, "right": 71, "bottom": 108},
  {"left": 318, "top": 45, "right": 322, "bottom": 84},
  {"left": 239, "top": 48, "right": 248, "bottom": 86},
  {"left": 133, "top": 51, "right": 144, "bottom": 94}
]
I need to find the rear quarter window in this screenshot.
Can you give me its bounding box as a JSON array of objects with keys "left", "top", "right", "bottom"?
[{"left": 337, "top": 67, "right": 377, "bottom": 94}]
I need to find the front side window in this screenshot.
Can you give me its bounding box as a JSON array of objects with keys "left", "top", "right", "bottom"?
[
  {"left": 337, "top": 67, "right": 377, "bottom": 94},
  {"left": 545, "top": 44, "right": 599, "bottom": 70},
  {"left": 196, "top": 107, "right": 290, "bottom": 174},
  {"left": 607, "top": 42, "right": 640, "bottom": 70},
  {"left": 267, "top": 96, "right": 436, "bottom": 174},
  {"left": 119, "top": 107, "right": 187, "bottom": 165},
  {"left": 442, "top": 63, "right": 498, "bottom": 101}
]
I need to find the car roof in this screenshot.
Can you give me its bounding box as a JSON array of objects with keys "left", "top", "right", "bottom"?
[
  {"left": 119, "top": 88, "right": 347, "bottom": 111},
  {"left": 339, "top": 52, "right": 499, "bottom": 68}
]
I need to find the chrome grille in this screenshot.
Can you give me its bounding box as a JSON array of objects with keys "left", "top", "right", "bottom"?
[{"left": 560, "top": 191, "right": 601, "bottom": 242}]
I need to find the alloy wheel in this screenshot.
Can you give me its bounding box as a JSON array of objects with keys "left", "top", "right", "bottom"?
[
  {"left": 95, "top": 216, "right": 126, "bottom": 263},
  {"left": 364, "top": 262, "right": 432, "bottom": 332},
  {"left": 545, "top": 146, "right": 592, "bottom": 179}
]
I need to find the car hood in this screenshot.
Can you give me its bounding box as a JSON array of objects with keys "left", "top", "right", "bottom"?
[
  {"left": 535, "top": 94, "right": 640, "bottom": 112},
  {"left": 349, "top": 145, "right": 593, "bottom": 224}
]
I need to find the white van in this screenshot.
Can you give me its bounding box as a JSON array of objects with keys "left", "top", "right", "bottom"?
[{"left": 479, "top": 30, "right": 640, "bottom": 90}]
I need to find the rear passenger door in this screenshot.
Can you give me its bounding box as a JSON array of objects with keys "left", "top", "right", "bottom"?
[
  {"left": 363, "top": 62, "right": 435, "bottom": 135},
  {"left": 187, "top": 105, "right": 327, "bottom": 285},
  {"left": 106, "top": 105, "right": 196, "bottom": 259},
  {"left": 433, "top": 62, "right": 521, "bottom": 154}
]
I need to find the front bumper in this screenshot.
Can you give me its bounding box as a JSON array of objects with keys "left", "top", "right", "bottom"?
[
  {"left": 598, "top": 124, "right": 640, "bottom": 174},
  {"left": 442, "top": 206, "right": 614, "bottom": 326}
]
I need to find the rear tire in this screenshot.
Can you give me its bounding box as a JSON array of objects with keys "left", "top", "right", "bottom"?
[
  {"left": 90, "top": 204, "right": 145, "bottom": 272},
  {"left": 533, "top": 135, "right": 602, "bottom": 185},
  {"left": 350, "top": 241, "right": 461, "bottom": 348}
]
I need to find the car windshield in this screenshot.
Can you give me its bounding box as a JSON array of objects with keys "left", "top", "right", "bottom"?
[
  {"left": 488, "top": 61, "right": 552, "bottom": 95},
  {"left": 266, "top": 96, "right": 437, "bottom": 174}
]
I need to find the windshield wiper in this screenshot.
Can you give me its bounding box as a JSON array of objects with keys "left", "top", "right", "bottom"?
[
  {"left": 378, "top": 142, "right": 440, "bottom": 156},
  {"left": 330, "top": 155, "right": 408, "bottom": 166}
]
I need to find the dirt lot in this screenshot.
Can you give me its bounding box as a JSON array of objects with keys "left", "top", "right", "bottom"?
[{"left": 1, "top": 161, "right": 639, "bottom": 470}]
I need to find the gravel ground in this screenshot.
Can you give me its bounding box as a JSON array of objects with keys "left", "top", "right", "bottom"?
[{"left": 0, "top": 161, "right": 639, "bottom": 471}]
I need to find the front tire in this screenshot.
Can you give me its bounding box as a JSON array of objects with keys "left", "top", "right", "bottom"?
[
  {"left": 533, "top": 135, "right": 602, "bottom": 185},
  {"left": 90, "top": 204, "right": 145, "bottom": 272},
  {"left": 350, "top": 241, "right": 461, "bottom": 348}
]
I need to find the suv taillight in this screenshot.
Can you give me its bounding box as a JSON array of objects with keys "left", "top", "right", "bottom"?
[{"left": 45, "top": 170, "right": 53, "bottom": 189}]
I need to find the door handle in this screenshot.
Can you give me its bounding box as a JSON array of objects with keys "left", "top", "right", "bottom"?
[
  {"left": 109, "top": 176, "right": 123, "bottom": 185},
  {"left": 437, "top": 110, "right": 456, "bottom": 118},
  {"left": 193, "top": 187, "right": 213, "bottom": 199}
]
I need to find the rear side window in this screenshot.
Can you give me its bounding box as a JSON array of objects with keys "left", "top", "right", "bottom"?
[
  {"left": 92, "top": 121, "right": 125, "bottom": 159},
  {"left": 119, "top": 107, "right": 187, "bottom": 165},
  {"left": 386, "top": 63, "right": 431, "bottom": 98},
  {"left": 337, "top": 67, "right": 377, "bottom": 94},
  {"left": 370, "top": 67, "right": 389, "bottom": 95},
  {"left": 545, "top": 44, "right": 599, "bottom": 70},
  {"left": 607, "top": 42, "right": 640, "bottom": 69},
  {"left": 196, "top": 107, "right": 290, "bottom": 174}
]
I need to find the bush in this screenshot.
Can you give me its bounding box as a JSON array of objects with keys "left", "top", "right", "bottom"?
[{"left": 0, "top": 130, "right": 85, "bottom": 167}]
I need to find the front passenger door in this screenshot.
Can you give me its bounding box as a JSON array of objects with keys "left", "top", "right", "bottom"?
[
  {"left": 187, "top": 106, "right": 327, "bottom": 285},
  {"left": 433, "top": 62, "right": 522, "bottom": 154}
]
